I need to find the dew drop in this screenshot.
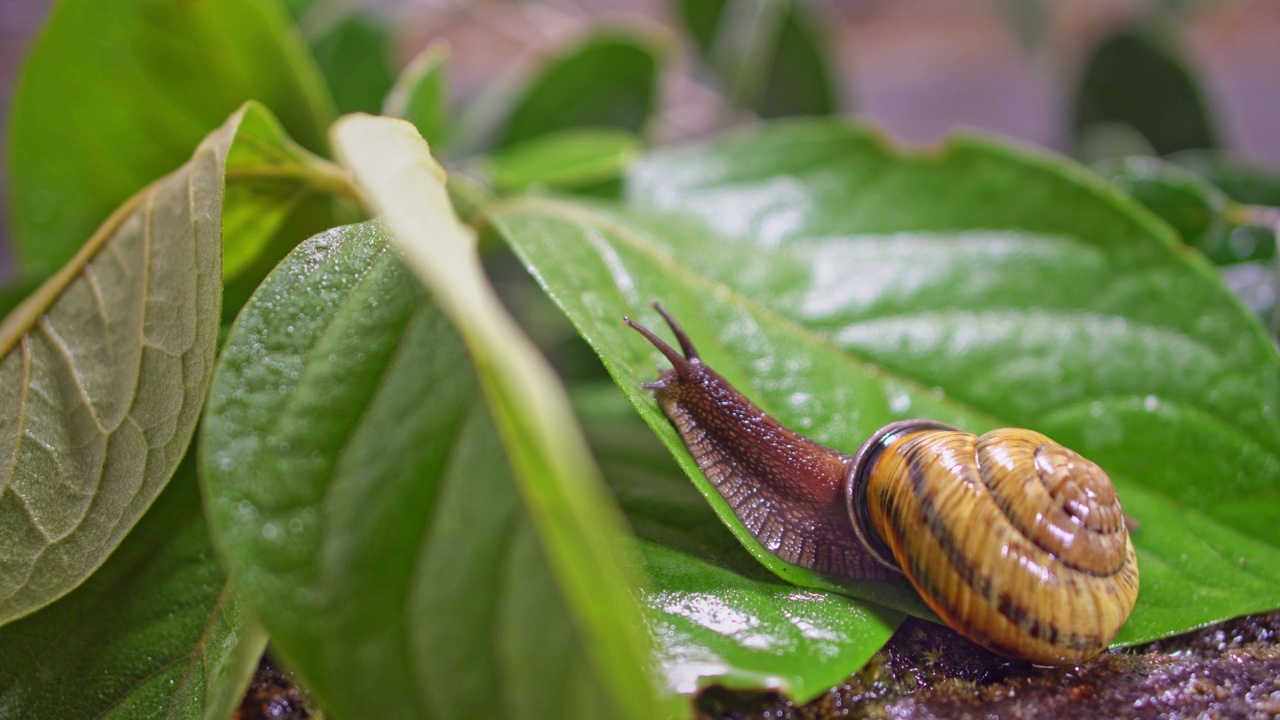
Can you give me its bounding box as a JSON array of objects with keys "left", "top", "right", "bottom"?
[{"left": 888, "top": 392, "right": 912, "bottom": 414}]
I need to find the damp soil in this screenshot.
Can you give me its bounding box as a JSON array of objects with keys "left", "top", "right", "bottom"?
[
  {"left": 234, "top": 655, "right": 315, "bottom": 720},
  {"left": 235, "top": 612, "right": 1280, "bottom": 719},
  {"left": 695, "top": 611, "right": 1280, "bottom": 719}
]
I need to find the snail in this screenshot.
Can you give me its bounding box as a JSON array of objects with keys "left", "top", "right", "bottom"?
[{"left": 623, "top": 302, "right": 1139, "bottom": 665}]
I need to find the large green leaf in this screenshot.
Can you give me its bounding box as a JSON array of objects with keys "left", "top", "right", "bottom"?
[
  {"left": 309, "top": 14, "right": 396, "bottom": 115},
  {"left": 0, "top": 459, "right": 267, "bottom": 720},
  {"left": 0, "top": 104, "right": 272, "bottom": 625},
  {"left": 580, "top": 386, "right": 898, "bottom": 702},
  {"left": 331, "top": 115, "right": 669, "bottom": 719},
  {"left": 9, "top": 0, "right": 333, "bottom": 279},
  {"left": 485, "top": 120, "right": 1280, "bottom": 649},
  {"left": 200, "top": 220, "right": 660, "bottom": 718}
]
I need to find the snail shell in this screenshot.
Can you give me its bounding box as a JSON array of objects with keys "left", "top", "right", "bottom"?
[{"left": 624, "top": 302, "right": 1139, "bottom": 665}]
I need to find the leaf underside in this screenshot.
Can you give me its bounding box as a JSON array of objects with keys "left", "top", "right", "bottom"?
[{"left": 0, "top": 104, "right": 234, "bottom": 626}]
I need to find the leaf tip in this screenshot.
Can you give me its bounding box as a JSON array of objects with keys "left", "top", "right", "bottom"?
[{"left": 331, "top": 113, "right": 447, "bottom": 184}]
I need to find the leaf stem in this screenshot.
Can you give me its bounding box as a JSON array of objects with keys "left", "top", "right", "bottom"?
[{"left": 224, "top": 160, "right": 364, "bottom": 204}]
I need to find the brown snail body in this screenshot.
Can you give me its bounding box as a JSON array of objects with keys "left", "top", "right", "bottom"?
[{"left": 625, "top": 303, "right": 1139, "bottom": 665}]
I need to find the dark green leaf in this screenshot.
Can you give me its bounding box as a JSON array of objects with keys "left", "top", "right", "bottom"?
[
  {"left": 1169, "top": 149, "right": 1280, "bottom": 207},
  {"left": 0, "top": 277, "right": 43, "bottom": 326},
  {"left": 676, "top": 0, "right": 728, "bottom": 56},
  {"left": 201, "top": 221, "right": 663, "bottom": 719},
  {"left": 1097, "top": 155, "right": 1277, "bottom": 265},
  {"left": 1094, "top": 156, "right": 1235, "bottom": 261},
  {"left": 332, "top": 115, "right": 670, "bottom": 719},
  {"left": 0, "top": 459, "right": 267, "bottom": 720},
  {"left": 754, "top": 2, "right": 839, "bottom": 118},
  {"left": 384, "top": 41, "right": 451, "bottom": 150},
  {"left": 581, "top": 386, "right": 900, "bottom": 701},
  {"left": 684, "top": 0, "right": 839, "bottom": 117},
  {"left": 487, "top": 129, "right": 642, "bottom": 193},
  {"left": 486, "top": 120, "right": 1280, "bottom": 648},
  {"left": 1169, "top": 149, "right": 1280, "bottom": 265},
  {"left": 1072, "top": 31, "right": 1217, "bottom": 157},
  {"left": 309, "top": 14, "right": 396, "bottom": 115},
  {"left": 499, "top": 34, "right": 659, "bottom": 148},
  {"left": 8, "top": 0, "right": 334, "bottom": 280}
]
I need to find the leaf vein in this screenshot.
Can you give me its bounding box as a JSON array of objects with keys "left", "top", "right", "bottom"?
[{"left": 36, "top": 318, "right": 106, "bottom": 436}]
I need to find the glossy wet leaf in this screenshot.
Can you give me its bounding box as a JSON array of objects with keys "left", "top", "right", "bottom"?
[
  {"left": 499, "top": 34, "right": 659, "bottom": 148},
  {"left": 679, "top": 0, "right": 839, "bottom": 118},
  {"left": 9, "top": 0, "right": 333, "bottom": 280},
  {"left": 384, "top": 41, "right": 451, "bottom": 150},
  {"left": 485, "top": 120, "right": 1280, "bottom": 647},
  {"left": 487, "top": 129, "right": 642, "bottom": 193},
  {"left": 310, "top": 14, "right": 396, "bottom": 115},
  {"left": 1072, "top": 31, "right": 1216, "bottom": 157},
  {"left": 0, "top": 459, "right": 267, "bottom": 720},
  {"left": 332, "top": 115, "right": 669, "bottom": 719},
  {"left": 0, "top": 104, "right": 250, "bottom": 625},
  {"left": 581, "top": 386, "right": 898, "bottom": 701}
]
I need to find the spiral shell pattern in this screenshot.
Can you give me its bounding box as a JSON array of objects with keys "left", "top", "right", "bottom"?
[{"left": 848, "top": 421, "right": 1139, "bottom": 664}]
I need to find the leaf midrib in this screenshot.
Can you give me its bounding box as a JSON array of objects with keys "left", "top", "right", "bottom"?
[{"left": 0, "top": 183, "right": 152, "bottom": 356}]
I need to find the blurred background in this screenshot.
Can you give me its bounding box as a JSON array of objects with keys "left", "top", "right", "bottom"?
[{"left": 3, "top": 0, "right": 1279, "bottom": 296}]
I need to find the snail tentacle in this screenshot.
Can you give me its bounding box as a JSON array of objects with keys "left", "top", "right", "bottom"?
[
  {"left": 624, "top": 306, "right": 895, "bottom": 580},
  {"left": 623, "top": 303, "right": 697, "bottom": 392}
]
